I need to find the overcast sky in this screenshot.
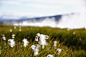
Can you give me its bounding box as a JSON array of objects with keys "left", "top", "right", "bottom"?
[{"left": 0, "top": 0, "right": 86, "bottom": 17}]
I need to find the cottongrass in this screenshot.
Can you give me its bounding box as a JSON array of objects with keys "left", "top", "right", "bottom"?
[
  {"left": 10, "top": 29, "right": 12, "bottom": 32},
  {"left": 35, "top": 33, "right": 49, "bottom": 49},
  {"left": 22, "top": 38, "right": 29, "bottom": 47},
  {"left": 56, "top": 49, "right": 61, "bottom": 55},
  {"left": 53, "top": 41, "right": 57, "bottom": 48},
  {"left": 47, "top": 54, "right": 54, "bottom": 57},
  {"left": 1, "top": 37, "right": 85, "bottom": 57},
  {"left": 1, "top": 33, "right": 85, "bottom": 57},
  {"left": 8, "top": 39, "right": 15, "bottom": 47},
  {"left": 31, "top": 44, "right": 40, "bottom": 56},
  {"left": 73, "top": 32, "right": 75, "bottom": 34},
  {"left": 12, "top": 34, "right": 15, "bottom": 39},
  {"left": 14, "top": 26, "right": 16, "bottom": 29},
  {"left": 2, "top": 34, "right": 6, "bottom": 40},
  {"left": 19, "top": 29, "right": 21, "bottom": 32},
  {"left": 2, "top": 36, "right": 6, "bottom": 40}
]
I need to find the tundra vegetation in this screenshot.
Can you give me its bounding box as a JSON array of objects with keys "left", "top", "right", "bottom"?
[{"left": 0, "top": 25, "right": 86, "bottom": 57}]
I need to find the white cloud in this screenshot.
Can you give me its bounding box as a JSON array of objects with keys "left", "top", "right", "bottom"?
[
  {"left": 1, "top": 16, "right": 20, "bottom": 19},
  {"left": 0, "top": 11, "right": 20, "bottom": 19},
  {"left": 14, "top": 17, "right": 57, "bottom": 27},
  {"left": 12, "top": 12, "right": 49, "bottom": 17},
  {"left": 20, "top": 0, "right": 84, "bottom": 5},
  {"left": 0, "top": 1, "right": 21, "bottom": 4},
  {"left": 21, "top": 0, "right": 85, "bottom": 11},
  {"left": 0, "top": 11, "right": 57, "bottom": 19},
  {"left": 14, "top": 11, "right": 86, "bottom": 29},
  {"left": 57, "top": 11, "right": 86, "bottom": 29},
  {"left": 26, "top": 3, "right": 63, "bottom": 9}
]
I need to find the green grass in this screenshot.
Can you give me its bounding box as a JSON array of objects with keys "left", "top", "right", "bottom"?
[{"left": 0, "top": 25, "right": 86, "bottom": 57}]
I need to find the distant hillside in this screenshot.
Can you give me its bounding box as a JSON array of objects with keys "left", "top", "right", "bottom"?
[{"left": 0, "top": 15, "right": 62, "bottom": 25}]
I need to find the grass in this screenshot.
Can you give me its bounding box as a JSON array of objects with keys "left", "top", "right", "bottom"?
[{"left": 0, "top": 24, "right": 86, "bottom": 57}]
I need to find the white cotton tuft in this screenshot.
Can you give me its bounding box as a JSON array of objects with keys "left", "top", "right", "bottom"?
[
  {"left": 56, "top": 49, "right": 61, "bottom": 55},
  {"left": 35, "top": 33, "right": 49, "bottom": 49},
  {"left": 22, "top": 38, "right": 29, "bottom": 47},
  {"left": 8, "top": 39, "right": 15, "bottom": 47},
  {"left": 36, "top": 33, "right": 41, "bottom": 36},
  {"left": 34, "top": 51, "right": 39, "bottom": 56},
  {"left": 31, "top": 44, "right": 40, "bottom": 56},
  {"left": 35, "top": 36, "right": 38, "bottom": 41},
  {"left": 46, "top": 35, "right": 49, "bottom": 39},
  {"left": 12, "top": 34, "right": 15, "bottom": 38},
  {"left": 73, "top": 32, "right": 75, "bottom": 34},
  {"left": 19, "top": 29, "right": 21, "bottom": 31},
  {"left": 10, "top": 29, "right": 12, "bottom": 32},
  {"left": 2, "top": 36, "right": 6, "bottom": 40},
  {"left": 14, "top": 26, "right": 16, "bottom": 29},
  {"left": 47, "top": 54, "right": 54, "bottom": 57},
  {"left": 31, "top": 45, "right": 36, "bottom": 50},
  {"left": 54, "top": 41, "right": 57, "bottom": 47}
]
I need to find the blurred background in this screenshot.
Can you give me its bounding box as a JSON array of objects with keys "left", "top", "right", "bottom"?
[{"left": 0, "top": 0, "right": 86, "bottom": 29}]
